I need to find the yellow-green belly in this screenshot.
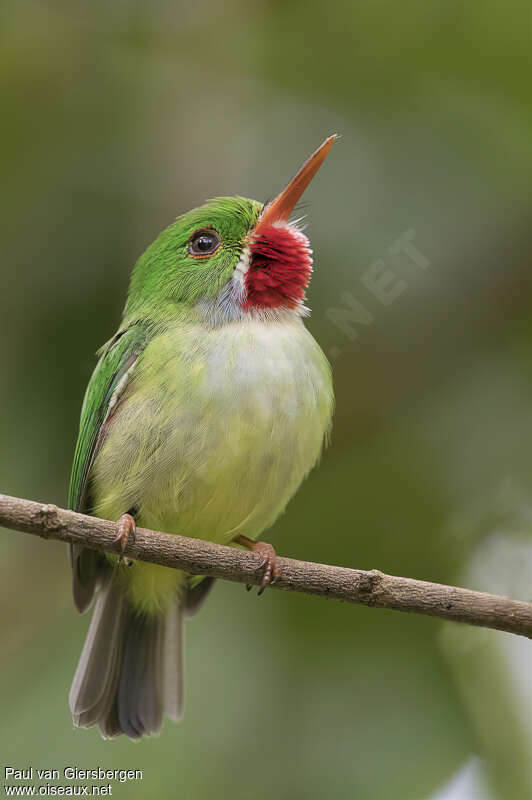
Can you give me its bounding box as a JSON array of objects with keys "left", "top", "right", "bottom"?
[{"left": 91, "top": 316, "right": 333, "bottom": 614}]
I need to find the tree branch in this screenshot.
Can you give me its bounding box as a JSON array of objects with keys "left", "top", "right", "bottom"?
[{"left": 0, "top": 492, "right": 530, "bottom": 638}]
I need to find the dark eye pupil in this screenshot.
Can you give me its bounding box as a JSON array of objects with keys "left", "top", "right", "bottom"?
[
  {"left": 189, "top": 229, "right": 220, "bottom": 256},
  {"left": 196, "top": 235, "right": 214, "bottom": 251}
]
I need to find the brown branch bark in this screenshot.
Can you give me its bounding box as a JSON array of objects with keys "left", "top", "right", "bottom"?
[{"left": 0, "top": 492, "right": 531, "bottom": 638}]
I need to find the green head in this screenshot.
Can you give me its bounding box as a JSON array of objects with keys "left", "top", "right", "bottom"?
[
  {"left": 123, "top": 136, "right": 338, "bottom": 326},
  {"left": 125, "top": 196, "right": 262, "bottom": 322}
]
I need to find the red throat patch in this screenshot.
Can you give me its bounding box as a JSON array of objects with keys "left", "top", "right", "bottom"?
[{"left": 244, "top": 225, "right": 313, "bottom": 310}]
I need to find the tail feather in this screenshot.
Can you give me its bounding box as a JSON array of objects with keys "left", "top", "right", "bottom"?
[
  {"left": 139, "top": 622, "right": 165, "bottom": 733},
  {"left": 69, "top": 579, "right": 125, "bottom": 721},
  {"left": 117, "top": 609, "right": 165, "bottom": 738},
  {"left": 163, "top": 602, "right": 184, "bottom": 722},
  {"left": 184, "top": 577, "right": 216, "bottom": 617},
  {"left": 69, "top": 577, "right": 183, "bottom": 739},
  {"left": 69, "top": 544, "right": 107, "bottom": 614},
  {"left": 99, "top": 696, "right": 122, "bottom": 739}
]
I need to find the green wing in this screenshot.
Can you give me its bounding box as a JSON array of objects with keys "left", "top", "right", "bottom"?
[
  {"left": 68, "top": 324, "right": 149, "bottom": 611},
  {"left": 68, "top": 325, "right": 148, "bottom": 512}
]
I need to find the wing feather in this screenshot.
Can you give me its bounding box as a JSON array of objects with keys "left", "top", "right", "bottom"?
[{"left": 68, "top": 325, "right": 149, "bottom": 611}]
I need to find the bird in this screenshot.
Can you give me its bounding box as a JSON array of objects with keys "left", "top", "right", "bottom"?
[{"left": 68, "top": 135, "right": 337, "bottom": 739}]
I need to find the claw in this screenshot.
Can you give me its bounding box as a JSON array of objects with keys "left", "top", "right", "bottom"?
[
  {"left": 234, "top": 536, "right": 282, "bottom": 595},
  {"left": 113, "top": 513, "right": 136, "bottom": 566}
]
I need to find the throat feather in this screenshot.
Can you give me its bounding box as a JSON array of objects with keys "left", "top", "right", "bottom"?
[{"left": 244, "top": 225, "right": 312, "bottom": 310}]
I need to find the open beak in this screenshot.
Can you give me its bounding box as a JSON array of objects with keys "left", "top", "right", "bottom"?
[{"left": 254, "top": 135, "right": 339, "bottom": 232}]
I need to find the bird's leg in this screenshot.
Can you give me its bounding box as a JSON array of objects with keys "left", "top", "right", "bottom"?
[
  {"left": 113, "top": 510, "right": 137, "bottom": 566},
  {"left": 234, "top": 535, "right": 282, "bottom": 595}
]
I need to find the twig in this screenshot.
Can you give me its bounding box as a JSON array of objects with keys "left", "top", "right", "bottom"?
[{"left": 0, "top": 492, "right": 530, "bottom": 638}]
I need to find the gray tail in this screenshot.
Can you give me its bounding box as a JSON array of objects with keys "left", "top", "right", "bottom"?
[{"left": 69, "top": 578, "right": 184, "bottom": 739}]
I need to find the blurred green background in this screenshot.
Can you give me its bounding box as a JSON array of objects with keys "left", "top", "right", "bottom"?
[{"left": 1, "top": 2, "right": 531, "bottom": 798}]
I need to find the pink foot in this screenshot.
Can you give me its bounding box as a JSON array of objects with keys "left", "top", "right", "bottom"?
[
  {"left": 113, "top": 513, "right": 136, "bottom": 566},
  {"left": 234, "top": 536, "right": 282, "bottom": 595}
]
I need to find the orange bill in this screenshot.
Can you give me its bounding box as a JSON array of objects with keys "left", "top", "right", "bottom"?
[{"left": 256, "top": 134, "right": 339, "bottom": 230}]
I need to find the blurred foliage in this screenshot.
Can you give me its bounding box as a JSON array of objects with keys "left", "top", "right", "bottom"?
[{"left": 0, "top": 2, "right": 530, "bottom": 798}]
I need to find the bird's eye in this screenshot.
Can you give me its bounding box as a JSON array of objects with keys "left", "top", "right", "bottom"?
[{"left": 188, "top": 228, "right": 221, "bottom": 258}]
